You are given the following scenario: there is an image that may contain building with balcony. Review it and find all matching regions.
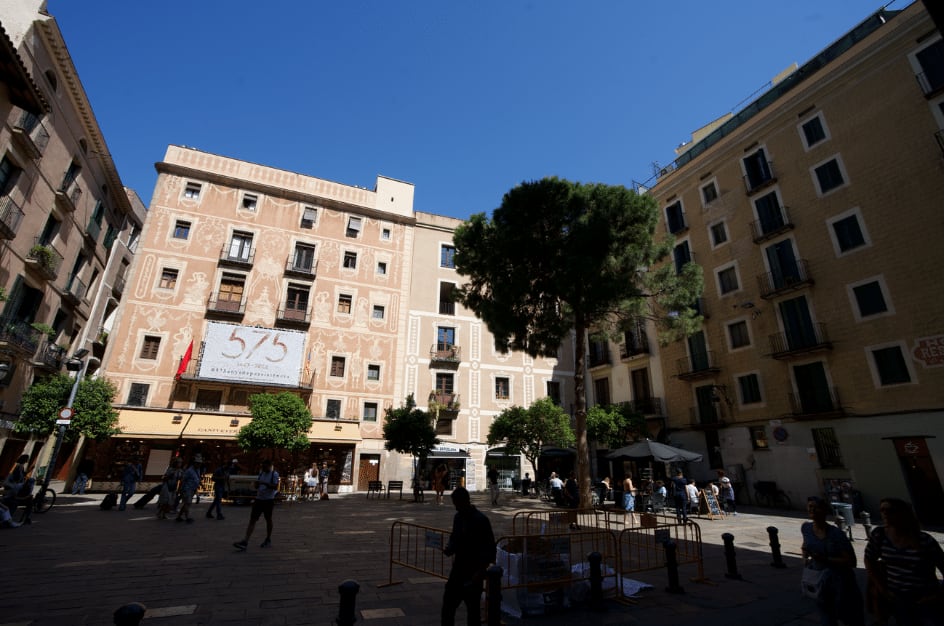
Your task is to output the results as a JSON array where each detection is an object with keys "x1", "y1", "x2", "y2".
[
  {"x1": 645, "y1": 3, "x2": 942, "y2": 524},
  {"x1": 0, "y1": 4, "x2": 146, "y2": 478}
]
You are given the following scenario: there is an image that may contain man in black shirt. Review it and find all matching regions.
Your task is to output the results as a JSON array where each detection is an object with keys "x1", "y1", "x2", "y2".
[{"x1": 442, "y1": 487, "x2": 495, "y2": 626}]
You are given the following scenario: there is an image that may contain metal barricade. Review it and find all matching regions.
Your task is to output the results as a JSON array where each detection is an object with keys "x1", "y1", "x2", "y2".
[
  {"x1": 514, "y1": 507, "x2": 652, "y2": 534},
  {"x1": 385, "y1": 521, "x2": 451, "y2": 586},
  {"x1": 615, "y1": 517, "x2": 705, "y2": 591}
]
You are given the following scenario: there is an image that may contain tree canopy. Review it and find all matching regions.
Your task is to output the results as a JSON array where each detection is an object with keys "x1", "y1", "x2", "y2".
[
  {"x1": 454, "y1": 177, "x2": 702, "y2": 506},
  {"x1": 15, "y1": 374, "x2": 120, "y2": 441},
  {"x1": 486, "y1": 397, "x2": 574, "y2": 477},
  {"x1": 237, "y1": 392, "x2": 313, "y2": 453},
  {"x1": 586, "y1": 402, "x2": 647, "y2": 450}
]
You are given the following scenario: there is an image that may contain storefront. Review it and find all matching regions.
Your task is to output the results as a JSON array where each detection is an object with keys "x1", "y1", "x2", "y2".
[{"x1": 420, "y1": 445, "x2": 471, "y2": 491}]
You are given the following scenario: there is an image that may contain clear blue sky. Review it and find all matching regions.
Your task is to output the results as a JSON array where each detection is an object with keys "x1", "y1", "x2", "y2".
[{"x1": 48, "y1": 1, "x2": 900, "y2": 220}]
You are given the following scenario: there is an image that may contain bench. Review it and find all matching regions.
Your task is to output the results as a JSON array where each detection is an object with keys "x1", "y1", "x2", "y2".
[
  {"x1": 367, "y1": 481, "x2": 385, "y2": 499},
  {"x1": 386, "y1": 480, "x2": 404, "y2": 500}
]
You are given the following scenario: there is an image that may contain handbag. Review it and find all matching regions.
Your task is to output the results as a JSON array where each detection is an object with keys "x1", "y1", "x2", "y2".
[{"x1": 801, "y1": 565, "x2": 829, "y2": 600}]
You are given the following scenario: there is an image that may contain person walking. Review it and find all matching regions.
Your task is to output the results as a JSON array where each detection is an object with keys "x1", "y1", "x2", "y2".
[
  {"x1": 2, "y1": 454, "x2": 34, "y2": 524},
  {"x1": 622, "y1": 473, "x2": 636, "y2": 521},
  {"x1": 233, "y1": 459, "x2": 280, "y2": 550},
  {"x1": 176, "y1": 460, "x2": 200, "y2": 523},
  {"x1": 318, "y1": 462, "x2": 330, "y2": 499},
  {"x1": 486, "y1": 465, "x2": 499, "y2": 506},
  {"x1": 433, "y1": 464, "x2": 449, "y2": 505},
  {"x1": 720, "y1": 476, "x2": 736, "y2": 515},
  {"x1": 800, "y1": 496, "x2": 864, "y2": 626},
  {"x1": 206, "y1": 461, "x2": 230, "y2": 519},
  {"x1": 302, "y1": 463, "x2": 318, "y2": 501},
  {"x1": 156, "y1": 461, "x2": 181, "y2": 520},
  {"x1": 441, "y1": 487, "x2": 495, "y2": 626},
  {"x1": 118, "y1": 459, "x2": 142, "y2": 511},
  {"x1": 686, "y1": 479, "x2": 700, "y2": 515},
  {"x1": 864, "y1": 497, "x2": 944, "y2": 626},
  {"x1": 670, "y1": 470, "x2": 689, "y2": 523}
]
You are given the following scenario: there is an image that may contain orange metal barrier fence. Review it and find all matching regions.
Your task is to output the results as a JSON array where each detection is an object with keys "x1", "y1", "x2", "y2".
[{"x1": 385, "y1": 520, "x2": 451, "y2": 586}]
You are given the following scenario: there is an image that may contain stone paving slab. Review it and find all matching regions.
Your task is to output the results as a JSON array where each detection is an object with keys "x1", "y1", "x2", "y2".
[{"x1": 0, "y1": 490, "x2": 940, "y2": 625}]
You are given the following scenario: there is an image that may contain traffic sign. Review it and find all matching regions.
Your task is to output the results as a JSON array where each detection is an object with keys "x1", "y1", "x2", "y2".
[{"x1": 56, "y1": 407, "x2": 74, "y2": 425}]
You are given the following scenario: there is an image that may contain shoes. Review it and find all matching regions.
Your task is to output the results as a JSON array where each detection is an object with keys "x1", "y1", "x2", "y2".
[
  {"x1": 260, "y1": 538, "x2": 272, "y2": 548},
  {"x1": 233, "y1": 540, "x2": 248, "y2": 551},
  {"x1": 206, "y1": 512, "x2": 214, "y2": 519},
  {"x1": 185, "y1": 518, "x2": 194, "y2": 524}
]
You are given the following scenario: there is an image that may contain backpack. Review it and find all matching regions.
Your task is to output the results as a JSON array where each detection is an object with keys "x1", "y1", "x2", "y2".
[{"x1": 100, "y1": 492, "x2": 118, "y2": 510}]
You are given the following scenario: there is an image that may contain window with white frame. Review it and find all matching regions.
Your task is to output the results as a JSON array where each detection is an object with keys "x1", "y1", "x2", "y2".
[
  {"x1": 372, "y1": 304, "x2": 385, "y2": 319},
  {"x1": 159, "y1": 268, "x2": 179, "y2": 289},
  {"x1": 709, "y1": 221, "x2": 728, "y2": 247},
  {"x1": 127, "y1": 383, "x2": 149, "y2": 406},
  {"x1": 326, "y1": 399, "x2": 342, "y2": 419},
  {"x1": 812, "y1": 156, "x2": 846, "y2": 195},
  {"x1": 367, "y1": 364, "x2": 381, "y2": 381},
  {"x1": 337, "y1": 293, "x2": 352, "y2": 314},
  {"x1": 343, "y1": 251, "x2": 357, "y2": 269},
  {"x1": 700, "y1": 180, "x2": 719, "y2": 206},
  {"x1": 495, "y1": 377, "x2": 510, "y2": 400},
  {"x1": 727, "y1": 320, "x2": 750, "y2": 349},
  {"x1": 827, "y1": 209, "x2": 869, "y2": 256},
  {"x1": 183, "y1": 182, "x2": 201, "y2": 200},
  {"x1": 376, "y1": 261, "x2": 387, "y2": 276},
  {"x1": 738, "y1": 373, "x2": 763, "y2": 405},
  {"x1": 867, "y1": 343, "x2": 915, "y2": 387},
  {"x1": 241, "y1": 193, "x2": 258, "y2": 211},
  {"x1": 798, "y1": 112, "x2": 828, "y2": 149},
  {"x1": 665, "y1": 200, "x2": 686, "y2": 234},
  {"x1": 363, "y1": 402, "x2": 378, "y2": 422},
  {"x1": 716, "y1": 265, "x2": 740, "y2": 295},
  {"x1": 441, "y1": 245, "x2": 456, "y2": 268},
  {"x1": 173, "y1": 220, "x2": 191, "y2": 239},
  {"x1": 300, "y1": 206, "x2": 318, "y2": 229},
  {"x1": 848, "y1": 277, "x2": 892, "y2": 320},
  {"x1": 346, "y1": 216, "x2": 362, "y2": 238},
  {"x1": 330, "y1": 356, "x2": 346, "y2": 377},
  {"x1": 139, "y1": 335, "x2": 161, "y2": 360},
  {"x1": 381, "y1": 227, "x2": 391, "y2": 240}
]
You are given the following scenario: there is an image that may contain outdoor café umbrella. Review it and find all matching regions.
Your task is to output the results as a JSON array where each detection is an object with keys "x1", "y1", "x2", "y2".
[{"x1": 606, "y1": 440, "x2": 703, "y2": 463}]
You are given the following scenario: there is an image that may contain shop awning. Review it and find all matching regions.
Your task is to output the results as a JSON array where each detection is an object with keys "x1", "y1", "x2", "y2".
[
  {"x1": 116, "y1": 409, "x2": 185, "y2": 439},
  {"x1": 181, "y1": 414, "x2": 242, "y2": 440},
  {"x1": 308, "y1": 420, "x2": 362, "y2": 443},
  {"x1": 429, "y1": 448, "x2": 470, "y2": 458}
]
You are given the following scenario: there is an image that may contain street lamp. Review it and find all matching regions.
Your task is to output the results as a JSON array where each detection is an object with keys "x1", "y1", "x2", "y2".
[{"x1": 38, "y1": 348, "x2": 89, "y2": 501}]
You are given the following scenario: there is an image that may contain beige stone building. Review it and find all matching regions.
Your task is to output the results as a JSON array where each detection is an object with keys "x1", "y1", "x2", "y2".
[
  {"x1": 0, "y1": 3, "x2": 145, "y2": 479},
  {"x1": 638, "y1": 3, "x2": 941, "y2": 522}
]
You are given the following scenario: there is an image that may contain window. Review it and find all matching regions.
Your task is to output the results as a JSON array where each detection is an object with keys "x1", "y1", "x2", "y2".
[
  {"x1": 709, "y1": 221, "x2": 728, "y2": 247},
  {"x1": 828, "y1": 211, "x2": 868, "y2": 255},
  {"x1": 701, "y1": 181, "x2": 718, "y2": 206},
  {"x1": 376, "y1": 261, "x2": 387, "y2": 276},
  {"x1": 300, "y1": 206, "x2": 318, "y2": 229},
  {"x1": 343, "y1": 251, "x2": 357, "y2": 269},
  {"x1": 183, "y1": 182, "x2": 202, "y2": 199},
  {"x1": 195, "y1": 389, "x2": 222, "y2": 410},
  {"x1": 139, "y1": 335, "x2": 161, "y2": 360},
  {"x1": 337, "y1": 294, "x2": 352, "y2": 314},
  {"x1": 728, "y1": 321, "x2": 750, "y2": 349},
  {"x1": 665, "y1": 201, "x2": 686, "y2": 234},
  {"x1": 441, "y1": 245, "x2": 456, "y2": 268},
  {"x1": 437, "y1": 326, "x2": 456, "y2": 349},
  {"x1": 593, "y1": 377, "x2": 611, "y2": 406},
  {"x1": 813, "y1": 158, "x2": 845, "y2": 194},
  {"x1": 0, "y1": 156, "x2": 22, "y2": 195},
  {"x1": 546, "y1": 380, "x2": 561, "y2": 405},
  {"x1": 330, "y1": 356, "x2": 346, "y2": 377},
  {"x1": 326, "y1": 399, "x2": 342, "y2": 419},
  {"x1": 765, "y1": 240, "x2": 803, "y2": 291},
  {"x1": 159, "y1": 268, "x2": 178, "y2": 289},
  {"x1": 738, "y1": 374, "x2": 762, "y2": 404},
  {"x1": 367, "y1": 364, "x2": 381, "y2": 381},
  {"x1": 743, "y1": 148, "x2": 774, "y2": 191},
  {"x1": 173, "y1": 220, "x2": 191, "y2": 239},
  {"x1": 913, "y1": 38, "x2": 943, "y2": 96},
  {"x1": 800, "y1": 115, "x2": 827, "y2": 148},
  {"x1": 811, "y1": 427, "x2": 844, "y2": 469},
  {"x1": 228, "y1": 231, "x2": 253, "y2": 262},
  {"x1": 241, "y1": 193, "x2": 258, "y2": 211},
  {"x1": 717, "y1": 266, "x2": 739, "y2": 295},
  {"x1": 284, "y1": 285, "x2": 310, "y2": 319},
  {"x1": 435, "y1": 418, "x2": 454, "y2": 437},
  {"x1": 363, "y1": 402, "x2": 378, "y2": 422},
  {"x1": 435, "y1": 372, "x2": 454, "y2": 394},
  {"x1": 870, "y1": 345, "x2": 913, "y2": 386},
  {"x1": 439, "y1": 282, "x2": 456, "y2": 315},
  {"x1": 851, "y1": 280, "x2": 888, "y2": 318},
  {"x1": 754, "y1": 191, "x2": 787, "y2": 236},
  {"x1": 381, "y1": 228, "x2": 391, "y2": 240},
  {"x1": 495, "y1": 377, "x2": 510, "y2": 400},
  {"x1": 372, "y1": 305, "x2": 385, "y2": 319},
  {"x1": 292, "y1": 243, "x2": 316, "y2": 272},
  {"x1": 749, "y1": 425, "x2": 769, "y2": 450},
  {"x1": 127, "y1": 383, "x2": 149, "y2": 406},
  {"x1": 673, "y1": 241, "x2": 691, "y2": 274},
  {"x1": 346, "y1": 216, "x2": 362, "y2": 238},
  {"x1": 216, "y1": 274, "x2": 245, "y2": 311}
]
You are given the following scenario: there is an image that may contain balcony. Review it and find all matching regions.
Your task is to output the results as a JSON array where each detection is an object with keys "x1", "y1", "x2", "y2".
[
  {"x1": 757, "y1": 259, "x2": 813, "y2": 299},
  {"x1": 63, "y1": 276, "x2": 88, "y2": 305},
  {"x1": 219, "y1": 244, "x2": 255, "y2": 268},
  {"x1": 750, "y1": 206, "x2": 794, "y2": 243},
  {"x1": 767, "y1": 323, "x2": 832, "y2": 359},
  {"x1": 689, "y1": 404, "x2": 725, "y2": 429},
  {"x1": 430, "y1": 343, "x2": 461, "y2": 364},
  {"x1": 285, "y1": 256, "x2": 317, "y2": 279},
  {"x1": 588, "y1": 342, "x2": 611, "y2": 368},
  {"x1": 207, "y1": 295, "x2": 245, "y2": 317},
  {"x1": 620, "y1": 327, "x2": 649, "y2": 359},
  {"x1": 275, "y1": 305, "x2": 311, "y2": 327},
  {"x1": 675, "y1": 351, "x2": 720, "y2": 381},
  {"x1": 55, "y1": 178, "x2": 82, "y2": 213},
  {"x1": 789, "y1": 386, "x2": 844, "y2": 419},
  {"x1": 33, "y1": 342, "x2": 65, "y2": 371},
  {"x1": 25, "y1": 240, "x2": 63, "y2": 281},
  {"x1": 744, "y1": 161, "x2": 777, "y2": 194},
  {"x1": 631, "y1": 397, "x2": 663, "y2": 415},
  {"x1": 429, "y1": 392, "x2": 460, "y2": 415},
  {"x1": 85, "y1": 218, "x2": 102, "y2": 245},
  {"x1": 11, "y1": 111, "x2": 50, "y2": 159},
  {"x1": 92, "y1": 328, "x2": 108, "y2": 360},
  {"x1": 0, "y1": 317, "x2": 42, "y2": 356},
  {"x1": 0, "y1": 196, "x2": 24, "y2": 239},
  {"x1": 439, "y1": 300, "x2": 455, "y2": 315}
]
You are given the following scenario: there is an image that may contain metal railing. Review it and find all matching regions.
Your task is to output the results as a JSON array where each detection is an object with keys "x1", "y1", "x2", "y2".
[
  {"x1": 757, "y1": 258, "x2": 813, "y2": 298},
  {"x1": 789, "y1": 386, "x2": 843, "y2": 417},
  {"x1": 219, "y1": 244, "x2": 255, "y2": 266},
  {"x1": 749, "y1": 206, "x2": 793, "y2": 242},
  {"x1": 675, "y1": 350, "x2": 719, "y2": 379},
  {"x1": 767, "y1": 322, "x2": 831, "y2": 358},
  {"x1": 0, "y1": 195, "x2": 24, "y2": 239},
  {"x1": 429, "y1": 343, "x2": 461, "y2": 361}
]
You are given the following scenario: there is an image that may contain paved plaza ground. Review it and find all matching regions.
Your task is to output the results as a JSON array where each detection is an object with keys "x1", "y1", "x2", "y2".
[{"x1": 1, "y1": 486, "x2": 941, "y2": 625}]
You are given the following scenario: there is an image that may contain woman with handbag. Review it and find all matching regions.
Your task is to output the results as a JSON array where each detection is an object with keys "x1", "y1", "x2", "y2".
[
  {"x1": 864, "y1": 497, "x2": 943, "y2": 626},
  {"x1": 800, "y1": 496, "x2": 864, "y2": 626}
]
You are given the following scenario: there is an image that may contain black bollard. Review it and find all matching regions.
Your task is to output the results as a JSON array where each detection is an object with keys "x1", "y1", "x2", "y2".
[
  {"x1": 767, "y1": 526, "x2": 787, "y2": 569},
  {"x1": 722, "y1": 533, "x2": 742, "y2": 580},
  {"x1": 588, "y1": 551, "x2": 604, "y2": 611},
  {"x1": 663, "y1": 540, "x2": 685, "y2": 594},
  {"x1": 113, "y1": 602, "x2": 146, "y2": 625},
  {"x1": 336, "y1": 579, "x2": 360, "y2": 626},
  {"x1": 486, "y1": 565, "x2": 503, "y2": 626}
]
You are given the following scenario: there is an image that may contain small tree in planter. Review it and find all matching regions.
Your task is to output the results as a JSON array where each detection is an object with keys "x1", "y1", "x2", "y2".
[{"x1": 29, "y1": 244, "x2": 56, "y2": 270}]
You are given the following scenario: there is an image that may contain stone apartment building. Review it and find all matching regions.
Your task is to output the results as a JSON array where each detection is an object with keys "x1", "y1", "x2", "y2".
[
  {"x1": 0, "y1": 3, "x2": 146, "y2": 479},
  {"x1": 594, "y1": 3, "x2": 943, "y2": 523}
]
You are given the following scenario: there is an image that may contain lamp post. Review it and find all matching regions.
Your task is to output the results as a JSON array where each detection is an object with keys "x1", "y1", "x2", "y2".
[{"x1": 38, "y1": 348, "x2": 89, "y2": 501}]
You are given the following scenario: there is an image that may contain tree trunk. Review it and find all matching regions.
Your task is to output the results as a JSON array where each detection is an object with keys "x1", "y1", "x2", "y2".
[{"x1": 573, "y1": 317, "x2": 592, "y2": 509}]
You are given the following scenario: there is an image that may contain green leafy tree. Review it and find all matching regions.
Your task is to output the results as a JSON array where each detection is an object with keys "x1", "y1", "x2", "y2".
[
  {"x1": 586, "y1": 402, "x2": 647, "y2": 450},
  {"x1": 383, "y1": 394, "x2": 439, "y2": 482},
  {"x1": 15, "y1": 374, "x2": 120, "y2": 441},
  {"x1": 486, "y1": 397, "x2": 574, "y2": 478},
  {"x1": 454, "y1": 177, "x2": 702, "y2": 507},
  {"x1": 237, "y1": 392, "x2": 313, "y2": 455}
]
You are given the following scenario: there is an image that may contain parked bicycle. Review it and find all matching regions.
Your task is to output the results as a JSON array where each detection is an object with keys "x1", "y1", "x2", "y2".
[{"x1": 753, "y1": 480, "x2": 792, "y2": 509}]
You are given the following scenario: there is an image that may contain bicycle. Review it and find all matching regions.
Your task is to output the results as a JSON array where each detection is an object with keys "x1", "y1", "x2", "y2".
[{"x1": 753, "y1": 481, "x2": 792, "y2": 509}]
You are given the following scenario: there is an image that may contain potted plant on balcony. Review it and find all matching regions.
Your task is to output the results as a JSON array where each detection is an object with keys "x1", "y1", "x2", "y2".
[
  {"x1": 29, "y1": 244, "x2": 55, "y2": 271},
  {"x1": 30, "y1": 322, "x2": 56, "y2": 342}
]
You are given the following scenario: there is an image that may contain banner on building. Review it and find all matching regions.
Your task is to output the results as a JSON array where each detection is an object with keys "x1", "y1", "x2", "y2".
[{"x1": 198, "y1": 322, "x2": 305, "y2": 386}]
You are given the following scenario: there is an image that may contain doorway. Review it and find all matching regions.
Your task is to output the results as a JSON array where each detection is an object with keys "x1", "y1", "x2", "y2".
[{"x1": 358, "y1": 454, "x2": 380, "y2": 491}]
